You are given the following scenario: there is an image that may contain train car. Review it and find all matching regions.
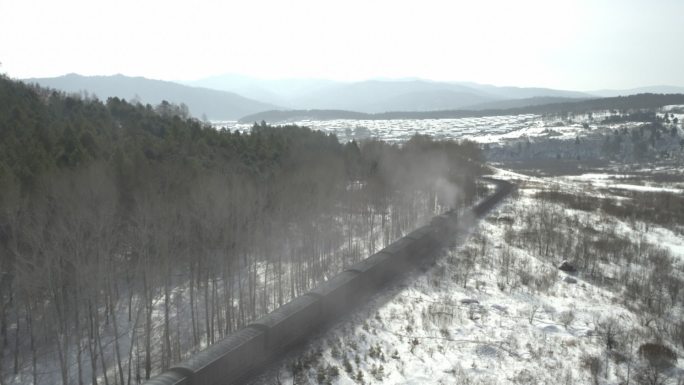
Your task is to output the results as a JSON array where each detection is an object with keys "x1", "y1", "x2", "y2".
[
  {"x1": 429, "y1": 213, "x2": 457, "y2": 245},
  {"x1": 144, "y1": 369, "x2": 190, "y2": 385},
  {"x1": 377, "y1": 236, "x2": 415, "y2": 267},
  {"x1": 345, "y1": 251, "x2": 395, "y2": 292},
  {"x1": 249, "y1": 294, "x2": 321, "y2": 355},
  {"x1": 473, "y1": 179, "x2": 513, "y2": 217},
  {"x1": 307, "y1": 270, "x2": 364, "y2": 321},
  {"x1": 402, "y1": 225, "x2": 440, "y2": 262},
  {"x1": 172, "y1": 327, "x2": 266, "y2": 385},
  {"x1": 171, "y1": 326, "x2": 267, "y2": 385}
]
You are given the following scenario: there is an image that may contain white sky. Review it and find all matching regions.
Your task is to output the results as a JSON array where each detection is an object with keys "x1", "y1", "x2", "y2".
[{"x1": 1, "y1": 0, "x2": 683, "y2": 90}]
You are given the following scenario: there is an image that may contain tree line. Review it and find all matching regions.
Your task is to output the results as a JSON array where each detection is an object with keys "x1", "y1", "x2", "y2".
[{"x1": 0, "y1": 76, "x2": 483, "y2": 385}]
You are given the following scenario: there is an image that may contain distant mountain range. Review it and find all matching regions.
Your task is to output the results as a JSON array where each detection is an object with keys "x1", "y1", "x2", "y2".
[
  {"x1": 591, "y1": 85, "x2": 684, "y2": 97},
  {"x1": 22, "y1": 73, "x2": 684, "y2": 121},
  {"x1": 184, "y1": 74, "x2": 593, "y2": 113},
  {"x1": 287, "y1": 80, "x2": 497, "y2": 112},
  {"x1": 23, "y1": 74, "x2": 276, "y2": 120},
  {"x1": 239, "y1": 93, "x2": 684, "y2": 123},
  {"x1": 184, "y1": 74, "x2": 337, "y2": 107}
]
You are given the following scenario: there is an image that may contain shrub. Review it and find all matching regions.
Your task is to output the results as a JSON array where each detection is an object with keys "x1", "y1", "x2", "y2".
[
  {"x1": 581, "y1": 354, "x2": 602, "y2": 385},
  {"x1": 356, "y1": 370, "x2": 364, "y2": 384},
  {"x1": 343, "y1": 357, "x2": 353, "y2": 374},
  {"x1": 518, "y1": 269, "x2": 534, "y2": 286},
  {"x1": 638, "y1": 343, "x2": 677, "y2": 369},
  {"x1": 558, "y1": 310, "x2": 575, "y2": 328},
  {"x1": 327, "y1": 365, "x2": 340, "y2": 378}
]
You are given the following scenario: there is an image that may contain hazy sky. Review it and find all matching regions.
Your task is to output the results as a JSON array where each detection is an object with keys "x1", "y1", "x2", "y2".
[{"x1": 1, "y1": 0, "x2": 683, "y2": 90}]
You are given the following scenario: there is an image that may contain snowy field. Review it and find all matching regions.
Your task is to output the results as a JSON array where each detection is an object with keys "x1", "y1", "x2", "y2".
[
  {"x1": 213, "y1": 115, "x2": 576, "y2": 144},
  {"x1": 215, "y1": 105, "x2": 684, "y2": 146},
  {"x1": 249, "y1": 171, "x2": 684, "y2": 385},
  {"x1": 561, "y1": 173, "x2": 684, "y2": 194}
]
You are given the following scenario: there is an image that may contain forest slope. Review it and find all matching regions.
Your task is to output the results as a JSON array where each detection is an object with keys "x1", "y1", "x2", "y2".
[{"x1": 0, "y1": 76, "x2": 484, "y2": 385}]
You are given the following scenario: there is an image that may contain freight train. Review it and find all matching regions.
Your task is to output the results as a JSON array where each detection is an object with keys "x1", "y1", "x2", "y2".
[{"x1": 144, "y1": 178, "x2": 514, "y2": 385}]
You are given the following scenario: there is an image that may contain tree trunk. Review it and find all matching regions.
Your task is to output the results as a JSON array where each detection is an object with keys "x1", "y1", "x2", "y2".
[
  {"x1": 143, "y1": 273, "x2": 152, "y2": 380},
  {"x1": 163, "y1": 277, "x2": 172, "y2": 369},
  {"x1": 74, "y1": 295, "x2": 84, "y2": 385},
  {"x1": 109, "y1": 287, "x2": 124, "y2": 385},
  {"x1": 190, "y1": 261, "x2": 198, "y2": 348},
  {"x1": 13, "y1": 309, "x2": 19, "y2": 376},
  {"x1": 95, "y1": 298, "x2": 109, "y2": 385},
  {"x1": 87, "y1": 301, "x2": 98, "y2": 385},
  {"x1": 204, "y1": 270, "x2": 211, "y2": 345},
  {"x1": 126, "y1": 303, "x2": 142, "y2": 385},
  {"x1": 27, "y1": 303, "x2": 37, "y2": 385}
]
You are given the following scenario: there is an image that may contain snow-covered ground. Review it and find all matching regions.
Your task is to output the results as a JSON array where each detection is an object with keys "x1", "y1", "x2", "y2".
[
  {"x1": 214, "y1": 107, "x2": 683, "y2": 147},
  {"x1": 250, "y1": 173, "x2": 684, "y2": 385},
  {"x1": 562, "y1": 174, "x2": 684, "y2": 194},
  {"x1": 212, "y1": 115, "x2": 588, "y2": 144}
]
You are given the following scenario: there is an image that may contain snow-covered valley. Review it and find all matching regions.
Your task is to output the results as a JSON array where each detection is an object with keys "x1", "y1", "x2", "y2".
[{"x1": 250, "y1": 170, "x2": 684, "y2": 385}]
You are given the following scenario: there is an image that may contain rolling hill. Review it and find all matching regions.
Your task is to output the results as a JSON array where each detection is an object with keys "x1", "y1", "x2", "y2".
[
  {"x1": 238, "y1": 93, "x2": 684, "y2": 123},
  {"x1": 591, "y1": 85, "x2": 684, "y2": 97},
  {"x1": 187, "y1": 76, "x2": 593, "y2": 113},
  {"x1": 23, "y1": 73, "x2": 277, "y2": 120}
]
